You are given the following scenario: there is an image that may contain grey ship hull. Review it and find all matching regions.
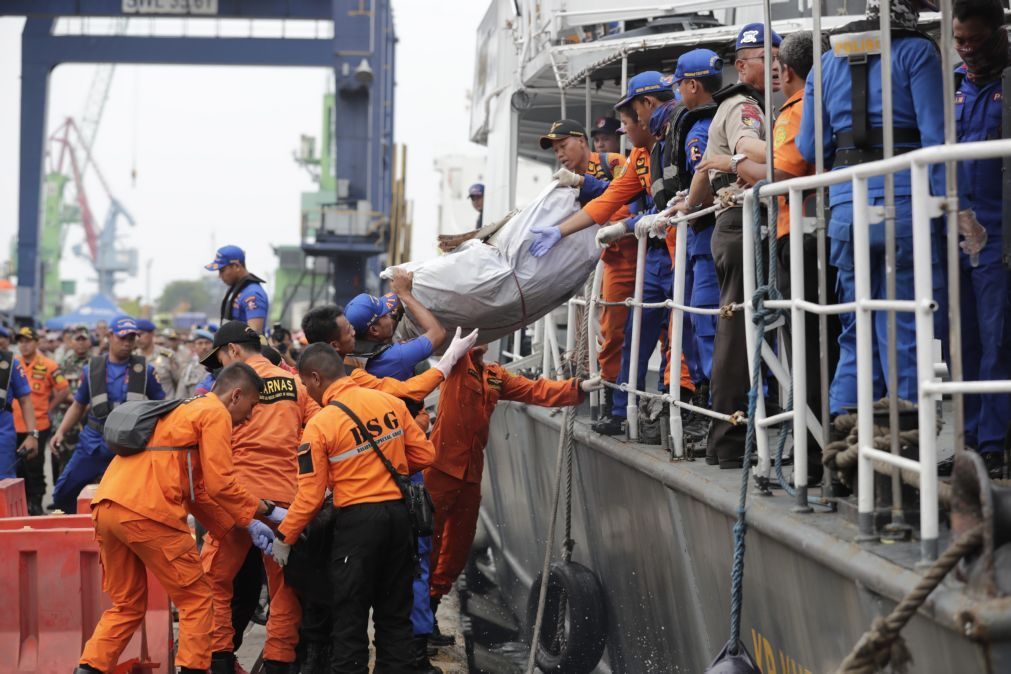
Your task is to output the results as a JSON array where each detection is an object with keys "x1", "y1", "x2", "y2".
[{"x1": 476, "y1": 400, "x2": 1011, "y2": 673}]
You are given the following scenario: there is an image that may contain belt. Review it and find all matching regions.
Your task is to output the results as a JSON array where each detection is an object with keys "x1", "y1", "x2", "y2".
[
  {"x1": 86, "y1": 418, "x2": 105, "y2": 433},
  {"x1": 833, "y1": 128, "x2": 921, "y2": 168},
  {"x1": 711, "y1": 172, "x2": 737, "y2": 193}
]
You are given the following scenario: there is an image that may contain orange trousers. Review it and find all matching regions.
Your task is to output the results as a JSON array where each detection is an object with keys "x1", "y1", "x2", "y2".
[
  {"x1": 426, "y1": 467, "x2": 482, "y2": 600},
  {"x1": 201, "y1": 525, "x2": 301, "y2": 662},
  {"x1": 662, "y1": 314, "x2": 695, "y2": 391},
  {"x1": 599, "y1": 254, "x2": 636, "y2": 382},
  {"x1": 81, "y1": 501, "x2": 214, "y2": 670}
]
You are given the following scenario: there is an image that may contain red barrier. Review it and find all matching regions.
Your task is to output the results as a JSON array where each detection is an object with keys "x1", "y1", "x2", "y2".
[
  {"x1": 0, "y1": 519, "x2": 174, "y2": 673},
  {"x1": 77, "y1": 484, "x2": 100, "y2": 514},
  {"x1": 0, "y1": 478, "x2": 28, "y2": 518}
]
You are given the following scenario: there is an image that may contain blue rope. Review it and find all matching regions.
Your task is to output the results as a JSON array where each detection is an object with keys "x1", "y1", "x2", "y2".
[{"x1": 728, "y1": 182, "x2": 795, "y2": 650}]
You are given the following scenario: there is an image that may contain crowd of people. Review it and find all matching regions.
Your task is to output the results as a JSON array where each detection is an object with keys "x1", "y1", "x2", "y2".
[
  {"x1": 527, "y1": 0, "x2": 1009, "y2": 481},
  {"x1": 0, "y1": 0, "x2": 1007, "y2": 671}
]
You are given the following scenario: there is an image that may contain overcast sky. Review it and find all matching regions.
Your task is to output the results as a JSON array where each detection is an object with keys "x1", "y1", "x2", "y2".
[{"x1": 0, "y1": 2, "x2": 489, "y2": 308}]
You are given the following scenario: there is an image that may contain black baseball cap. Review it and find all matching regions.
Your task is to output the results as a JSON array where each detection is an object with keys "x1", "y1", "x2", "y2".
[
  {"x1": 590, "y1": 116, "x2": 622, "y2": 137},
  {"x1": 200, "y1": 321, "x2": 262, "y2": 369},
  {"x1": 539, "y1": 119, "x2": 588, "y2": 150}
]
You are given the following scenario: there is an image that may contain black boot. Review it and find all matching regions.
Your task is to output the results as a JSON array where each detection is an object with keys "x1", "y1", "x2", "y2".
[
  {"x1": 210, "y1": 652, "x2": 235, "y2": 674},
  {"x1": 179, "y1": 669, "x2": 207, "y2": 674},
  {"x1": 300, "y1": 642, "x2": 330, "y2": 674},
  {"x1": 411, "y1": 636, "x2": 443, "y2": 673},
  {"x1": 27, "y1": 496, "x2": 43, "y2": 516},
  {"x1": 428, "y1": 596, "x2": 454, "y2": 647},
  {"x1": 262, "y1": 661, "x2": 291, "y2": 674},
  {"x1": 592, "y1": 387, "x2": 624, "y2": 436},
  {"x1": 73, "y1": 666, "x2": 102, "y2": 674}
]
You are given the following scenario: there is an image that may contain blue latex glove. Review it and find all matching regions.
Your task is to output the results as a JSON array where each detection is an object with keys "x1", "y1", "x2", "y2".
[
  {"x1": 266, "y1": 505, "x2": 288, "y2": 525},
  {"x1": 529, "y1": 226, "x2": 561, "y2": 257},
  {"x1": 247, "y1": 520, "x2": 275, "y2": 555}
]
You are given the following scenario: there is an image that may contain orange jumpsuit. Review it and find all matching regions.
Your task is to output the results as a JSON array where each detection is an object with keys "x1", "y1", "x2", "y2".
[
  {"x1": 13, "y1": 352, "x2": 67, "y2": 432},
  {"x1": 426, "y1": 352, "x2": 583, "y2": 598},
  {"x1": 583, "y1": 147, "x2": 694, "y2": 392},
  {"x1": 585, "y1": 151, "x2": 638, "y2": 383},
  {"x1": 200, "y1": 354, "x2": 316, "y2": 662},
  {"x1": 80, "y1": 393, "x2": 261, "y2": 671},
  {"x1": 350, "y1": 365, "x2": 443, "y2": 401}
]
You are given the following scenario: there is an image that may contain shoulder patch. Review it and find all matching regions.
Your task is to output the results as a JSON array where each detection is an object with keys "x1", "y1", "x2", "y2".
[
  {"x1": 297, "y1": 442, "x2": 314, "y2": 474},
  {"x1": 260, "y1": 375, "x2": 298, "y2": 404}
]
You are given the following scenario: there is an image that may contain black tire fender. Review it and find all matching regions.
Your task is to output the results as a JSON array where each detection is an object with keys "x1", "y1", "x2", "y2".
[{"x1": 526, "y1": 560, "x2": 608, "y2": 673}]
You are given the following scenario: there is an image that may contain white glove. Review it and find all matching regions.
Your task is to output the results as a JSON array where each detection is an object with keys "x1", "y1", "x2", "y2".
[
  {"x1": 580, "y1": 376, "x2": 604, "y2": 393},
  {"x1": 552, "y1": 168, "x2": 583, "y2": 188},
  {"x1": 434, "y1": 327, "x2": 480, "y2": 378},
  {"x1": 957, "y1": 209, "x2": 988, "y2": 265},
  {"x1": 265, "y1": 505, "x2": 288, "y2": 525},
  {"x1": 634, "y1": 213, "x2": 666, "y2": 239},
  {"x1": 595, "y1": 222, "x2": 627, "y2": 249},
  {"x1": 272, "y1": 539, "x2": 291, "y2": 567}
]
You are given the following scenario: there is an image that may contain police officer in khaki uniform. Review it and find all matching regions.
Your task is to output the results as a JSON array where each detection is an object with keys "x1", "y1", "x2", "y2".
[
  {"x1": 676, "y1": 22, "x2": 780, "y2": 468},
  {"x1": 136, "y1": 319, "x2": 179, "y2": 398}
]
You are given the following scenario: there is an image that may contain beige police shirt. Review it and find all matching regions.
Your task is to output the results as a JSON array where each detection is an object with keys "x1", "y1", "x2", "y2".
[{"x1": 703, "y1": 90, "x2": 767, "y2": 209}]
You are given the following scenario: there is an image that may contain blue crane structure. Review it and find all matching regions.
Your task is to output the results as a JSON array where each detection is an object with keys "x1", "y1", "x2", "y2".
[{"x1": 2, "y1": 0, "x2": 397, "y2": 320}]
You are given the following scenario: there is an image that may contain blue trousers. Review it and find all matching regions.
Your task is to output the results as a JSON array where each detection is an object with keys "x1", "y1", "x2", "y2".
[
  {"x1": 0, "y1": 423, "x2": 16, "y2": 479},
  {"x1": 410, "y1": 472, "x2": 434, "y2": 636},
  {"x1": 686, "y1": 251, "x2": 719, "y2": 383},
  {"x1": 961, "y1": 254, "x2": 1011, "y2": 453},
  {"x1": 613, "y1": 247, "x2": 674, "y2": 418},
  {"x1": 828, "y1": 199, "x2": 945, "y2": 416},
  {"x1": 51, "y1": 426, "x2": 112, "y2": 514}
]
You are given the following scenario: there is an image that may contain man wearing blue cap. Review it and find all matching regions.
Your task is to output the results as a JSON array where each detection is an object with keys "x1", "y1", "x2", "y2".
[
  {"x1": 468, "y1": 183, "x2": 485, "y2": 229},
  {"x1": 206, "y1": 245, "x2": 269, "y2": 334},
  {"x1": 177, "y1": 329, "x2": 215, "y2": 399},
  {"x1": 797, "y1": 0, "x2": 952, "y2": 441},
  {"x1": 136, "y1": 318, "x2": 179, "y2": 397},
  {"x1": 50, "y1": 316, "x2": 166, "y2": 513},
  {"x1": 672, "y1": 23, "x2": 780, "y2": 468}
]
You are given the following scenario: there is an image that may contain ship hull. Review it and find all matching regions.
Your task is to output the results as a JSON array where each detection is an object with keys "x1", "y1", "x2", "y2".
[{"x1": 476, "y1": 401, "x2": 1010, "y2": 673}]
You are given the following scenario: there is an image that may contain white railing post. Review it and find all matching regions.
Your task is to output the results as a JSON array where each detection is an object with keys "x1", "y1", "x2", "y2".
[
  {"x1": 789, "y1": 188, "x2": 811, "y2": 512},
  {"x1": 669, "y1": 218, "x2": 689, "y2": 459},
  {"x1": 854, "y1": 176, "x2": 877, "y2": 540},
  {"x1": 626, "y1": 236, "x2": 648, "y2": 441},
  {"x1": 565, "y1": 298, "x2": 577, "y2": 364},
  {"x1": 742, "y1": 193, "x2": 770, "y2": 475},
  {"x1": 911, "y1": 161, "x2": 939, "y2": 562},
  {"x1": 588, "y1": 260, "x2": 604, "y2": 418}
]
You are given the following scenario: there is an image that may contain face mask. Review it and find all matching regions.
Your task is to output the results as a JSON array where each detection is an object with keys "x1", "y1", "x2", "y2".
[
  {"x1": 648, "y1": 99, "x2": 678, "y2": 137},
  {"x1": 959, "y1": 26, "x2": 1009, "y2": 83},
  {"x1": 865, "y1": 0, "x2": 919, "y2": 32}
]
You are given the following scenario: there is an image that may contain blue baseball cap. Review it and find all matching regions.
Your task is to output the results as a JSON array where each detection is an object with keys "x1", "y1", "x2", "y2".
[
  {"x1": 345, "y1": 292, "x2": 400, "y2": 335},
  {"x1": 0, "y1": 326, "x2": 10, "y2": 338},
  {"x1": 204, "y1": 245, "x2": 246, "y2": 272},
  {"x1": 736, "y1": 23, "x2": 782, "y2": 51},
  {"x1": 468, "y1": 183, "x2": 485, "y2": 198},
  {"x1": 614, "y1": 71, "x2": 675, "y2": 109},
  {"x1": 110, "y1": 316, "x2": 140, "y2": 337},
  {"x1": 136, "y1": 318, "x2": 157, "y2": 332},
  {"x1": 192, "y1": 329, "x2": 214, "y2": 342},
  {"x1": 674, "y1": 49, "x2": 724, "y2": 82}
]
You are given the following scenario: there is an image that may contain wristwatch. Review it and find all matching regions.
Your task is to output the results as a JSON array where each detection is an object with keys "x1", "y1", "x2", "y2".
[
  {"x1": 30, "y1": 430, "x2": 39, "y2": 440},
  {"x1": 729, "y1": 153, "x2": 747, "y2": 174},
  {"x1": 261, "y1": 500, "x2": 276, "y2": 517}
]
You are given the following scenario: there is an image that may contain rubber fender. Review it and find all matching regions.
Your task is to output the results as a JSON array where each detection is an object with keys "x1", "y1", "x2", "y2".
[
  {"x1": 0, "y1": 477, "x2": 28, "y2": 518},
  {"x1": 526, "y1": 560, "x2": 608, "y2": 674},
  {"x1": 704, "y1": 639, "x2": 762, "y2": 673}
]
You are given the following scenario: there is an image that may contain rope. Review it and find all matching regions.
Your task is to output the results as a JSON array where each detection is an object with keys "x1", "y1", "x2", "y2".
[
  {"x1": 822, "y1": 399, "x2": 953, "y2": 503},
  {"x1": 835, "y1": 524, "x2": 983, "y2": 674},
  {"x1": 526, "y1": 281, "x2": 590, "y2": 674}
]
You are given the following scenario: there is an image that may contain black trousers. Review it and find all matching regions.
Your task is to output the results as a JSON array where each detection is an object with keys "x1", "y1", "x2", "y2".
[
  {"x1": 777, "y1": 232, "x2": 840, "y2": 459},
  {"x1": 16, "y1": 429, "x2": 50, "y2": 503},
  {"x1": 708, "y1": 208, "x2": 750, "y2": 465},
  {"x1": 230, "y1": 544, "x2": 265, "y2": 651},
  {"x1": 329, "y1": 500, "x2": 415, "y2": 673}
]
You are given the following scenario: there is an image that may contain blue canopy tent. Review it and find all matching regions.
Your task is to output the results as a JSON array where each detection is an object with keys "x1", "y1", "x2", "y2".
[{"x1": 44, "y1": 294, "x2": 124, "y2": 330}]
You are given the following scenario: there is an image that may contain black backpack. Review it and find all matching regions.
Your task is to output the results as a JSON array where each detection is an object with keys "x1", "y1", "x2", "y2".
[{"x1": 103, "y1": 398, "x2": 190, "y2": 456}]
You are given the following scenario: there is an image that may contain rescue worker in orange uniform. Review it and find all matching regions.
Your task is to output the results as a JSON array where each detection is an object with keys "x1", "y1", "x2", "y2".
[
  {"x1": 12, "y1": 326, "x2": 69, "y2": 514},
  {"x1": 530, "y1": 119, "x2": 635, "y2": 414},
  {"x1": 426, "y1": 345, "x2": 601, "y2": 629},
  {"x1": 74, "y1": 362, "x2": 277, "y2": 674},
  {"x1": 271, "y1": 343, "x2": 437, "y2": 674},
  {"x1": 197, "y1": 322, "x2": 317, "y2": 674}
]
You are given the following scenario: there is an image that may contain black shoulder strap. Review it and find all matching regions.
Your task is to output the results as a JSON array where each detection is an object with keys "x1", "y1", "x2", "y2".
[
  {"x1": 0, "y1": 350, "x2": 13, "y2": 409},
  {"x1": 126, "y1": 354, "x2": 148, "y2": 402},
  {"x1": 89, "y1": 355, "x2": 110, "y2": 418},
  {"x1": 329, "y1": 400, "x2": 410, "y2": 497},
  {"x1": 598, "y1": 153, "x2": 613, "y2": 181}
]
